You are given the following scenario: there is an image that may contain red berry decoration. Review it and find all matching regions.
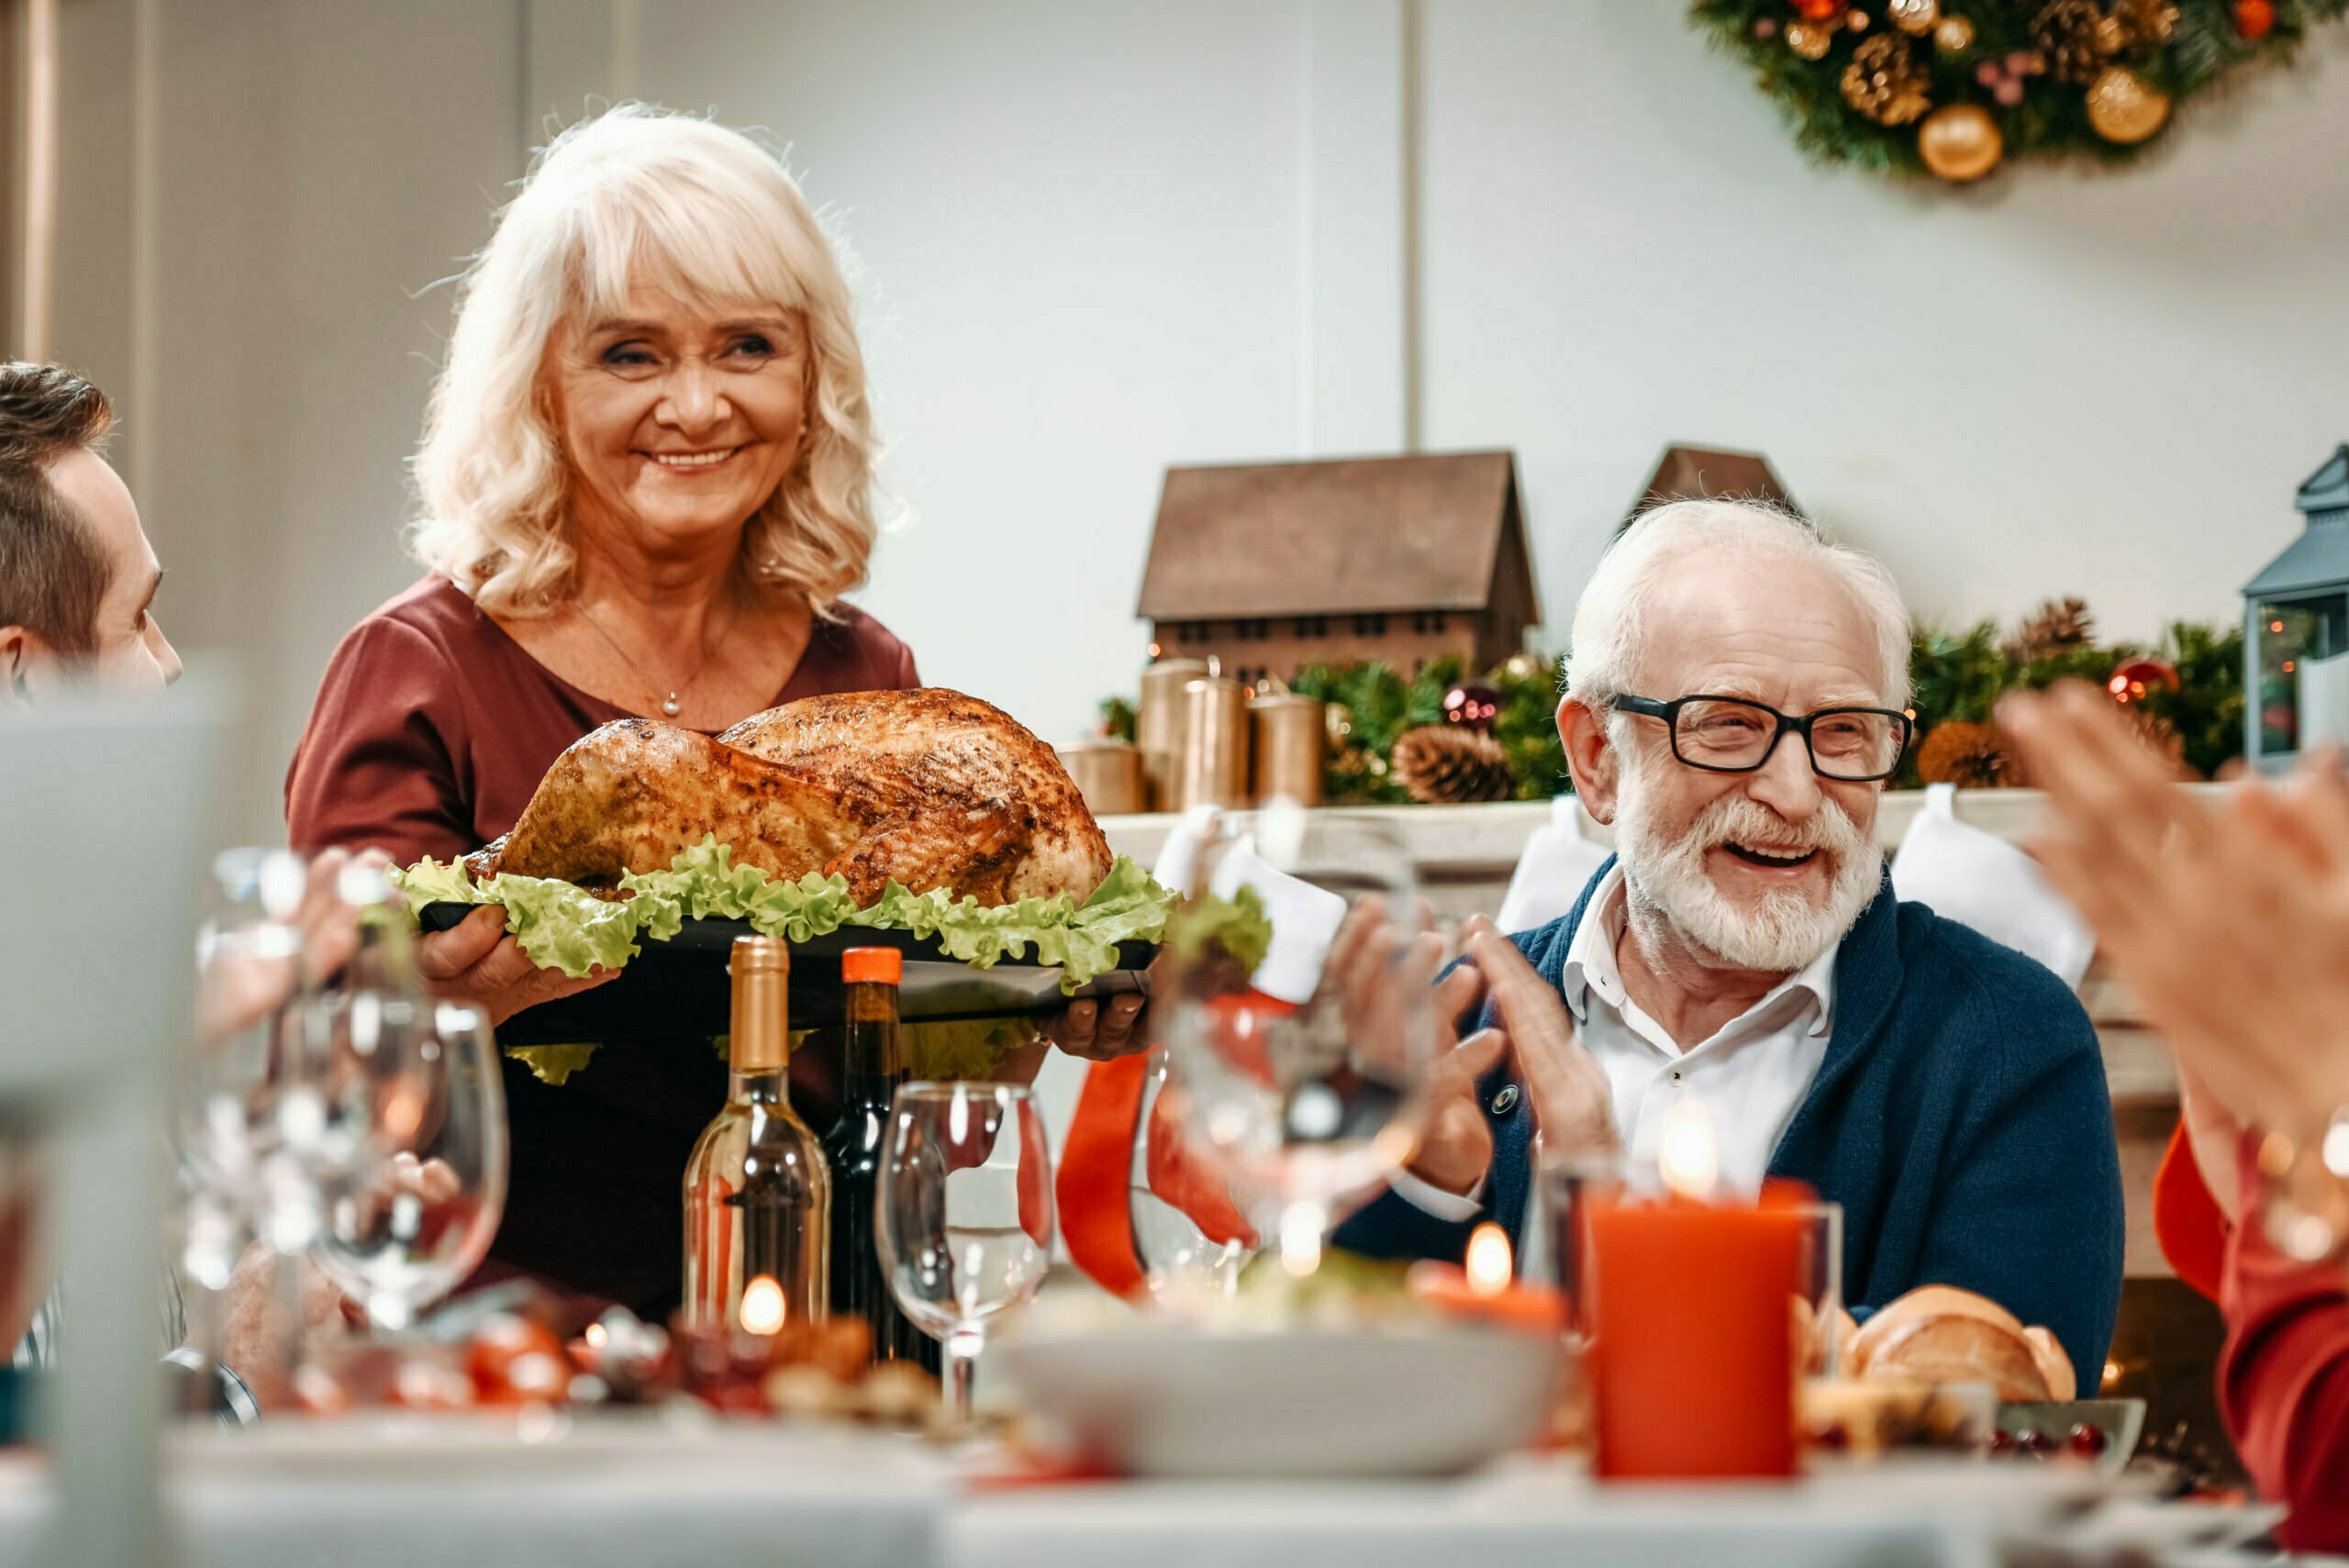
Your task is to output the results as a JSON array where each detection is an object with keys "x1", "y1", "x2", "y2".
[
  {"x1": 1989, "y1": 1429, "x2": 2017, "y2": 1456},
  {"x1": 2017, "y1": 1428, "x2": 2055, "y2": 1458},
  {"x1": 2068, "y1": 1422, "x2": 2109, "y2": 1459},
  {"x1": 2106, "y1": 657, "x2": 2181, "y2": 706},
  {"x1": 2236, "y1": 0, "x2": 2276, "y2": 40},
  {"x1": 1442, "y1": 681, "x2": 1503, "y2": 732}
]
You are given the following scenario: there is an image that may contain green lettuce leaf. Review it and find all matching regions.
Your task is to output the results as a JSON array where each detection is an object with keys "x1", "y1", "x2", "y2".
[
  {"x1": 400, "y1": 839, "x2": 1189, "y2": 992},
  {"x1": 505, "y1": 1043, "x2": 598, "y2": 1086},
  {"x1": 1166, "y1": 883, "x2": 1273, "y2": 974}
]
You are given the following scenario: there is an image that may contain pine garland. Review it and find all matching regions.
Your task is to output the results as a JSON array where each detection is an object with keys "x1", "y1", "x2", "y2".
[{"x1": 1688, "y1": 0, "x2": 2346, "y2": 179}]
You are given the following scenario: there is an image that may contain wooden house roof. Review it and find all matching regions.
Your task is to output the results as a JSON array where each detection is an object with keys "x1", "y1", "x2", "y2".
[
  {"x1": 1137, "y1": 450, "x2": 1530, "y2": 620},
  {"x1": 1631, "y1": 444, "x2": 1794, "y2": 518}
]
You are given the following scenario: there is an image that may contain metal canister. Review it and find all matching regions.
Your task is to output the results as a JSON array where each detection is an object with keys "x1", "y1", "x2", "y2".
[
  {"x1": 1174, "y1": 675, "x2": 1251, "y2": 812},
  {"x1": 1250, "y1": 687, "x2": 1325, "y2": 807},
  {"x1": 1137, "y1": 657, "x2": 1208, "y2": 812},
  {"x1": 1056, "y1": 739, "x2": 1145, "y2": 817}
]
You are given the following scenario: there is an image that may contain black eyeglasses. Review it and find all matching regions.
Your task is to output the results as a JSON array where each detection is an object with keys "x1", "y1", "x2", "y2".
[{"x1": 1614, "y1": 695, "x2": 1911, "y2": 783}]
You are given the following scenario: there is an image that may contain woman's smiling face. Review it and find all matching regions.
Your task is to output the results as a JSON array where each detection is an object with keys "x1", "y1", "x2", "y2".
[{"x1": 549, "y1": 276, "x2": 809, "y2": 560}]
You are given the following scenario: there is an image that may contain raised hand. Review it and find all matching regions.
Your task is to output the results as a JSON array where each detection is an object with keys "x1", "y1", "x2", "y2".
[{"x1": 1458, "y1": 915, "x2": 1620, "y2": 1166}]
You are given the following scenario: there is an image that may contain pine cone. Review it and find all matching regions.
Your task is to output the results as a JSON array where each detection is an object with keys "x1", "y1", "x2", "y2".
[
  {"x1": 1391, "y1": 724, "x2": 1516, "y2": 805},
  {"x1": 1841, "y1": 34, "x2": 1933, "y2": 125},
  {"x1": 1916, "y1": 720, "x2": 2027, "y2": 788},
  {"x1": 2009, "y1": 596, "x2": 2096, "y2": 662},
  {"x1": 2032, "y1": 0, "x2": 2115, "y2": 83}
]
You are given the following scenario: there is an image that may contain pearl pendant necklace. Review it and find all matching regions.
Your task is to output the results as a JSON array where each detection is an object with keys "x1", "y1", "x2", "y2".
[{"x1": 570, "y1": 599, "x2": 732, "y2": 724}]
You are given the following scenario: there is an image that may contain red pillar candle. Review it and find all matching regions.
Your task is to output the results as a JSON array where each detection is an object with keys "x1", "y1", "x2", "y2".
[{"x1": 1586, "y1": 1181, "x2": 1811, "y2": 1480}]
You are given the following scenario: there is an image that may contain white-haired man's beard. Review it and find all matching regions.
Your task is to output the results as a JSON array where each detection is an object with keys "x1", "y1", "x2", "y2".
[{"x1": 1611, "y1": 758, "x2": 1883, "y2": 973}]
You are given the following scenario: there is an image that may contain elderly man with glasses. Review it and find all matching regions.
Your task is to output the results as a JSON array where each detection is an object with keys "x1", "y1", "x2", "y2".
[{"x1": 1337, "y1": 499, "x2": 2124, "y2": 1394}]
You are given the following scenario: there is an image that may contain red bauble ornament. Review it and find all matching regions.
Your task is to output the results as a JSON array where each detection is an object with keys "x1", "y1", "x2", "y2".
[
  {"x1": 2106, "y1": 657, "x2": 2182, "y2": 706},
  {"x1": 2235, "y1": 0, "x2": 2276, "y2": 40},
  {"x1": 1792, "y1": 0, "x2": 1849, "y2": 17},
  {"x1": 1442, "y1": 681, "x2": 1502, "y2": 732}
]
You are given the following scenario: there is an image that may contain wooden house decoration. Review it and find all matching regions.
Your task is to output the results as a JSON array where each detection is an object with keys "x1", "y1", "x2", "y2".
[
  {"x1": 1628, "y1": 444, "x2": 1795, "y2": 525},
  {"x1": 1136, "y1": 450, "x2": 1538, "y2": 687}
]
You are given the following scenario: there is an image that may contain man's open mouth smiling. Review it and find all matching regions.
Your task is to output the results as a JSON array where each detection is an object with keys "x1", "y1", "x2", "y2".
[{"x1": 1721, "y1": 841, "x2": 1820, "y2": 869}]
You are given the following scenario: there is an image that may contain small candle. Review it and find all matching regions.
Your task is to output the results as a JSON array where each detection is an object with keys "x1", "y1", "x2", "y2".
[
  {"x1": 1586, "y1": 1106, "x2": 1809, "y2": 1480},
  {"x1": 1407, "y1": 1224, "x2": 1569, "y2": 1334},
  {"x1": 740, "y1": 1274, "x2": 787, "y2": 1337}
]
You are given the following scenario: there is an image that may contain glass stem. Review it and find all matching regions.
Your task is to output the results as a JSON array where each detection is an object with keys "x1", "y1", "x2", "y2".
[{"x1": 943, "y1": 1329, "x2": 983, "y2": 1427}]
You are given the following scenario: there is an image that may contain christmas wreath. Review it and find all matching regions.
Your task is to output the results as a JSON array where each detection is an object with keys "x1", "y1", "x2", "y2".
[{"x1": 1688, "y1": 0, "x2": 2346, "y2": 182}]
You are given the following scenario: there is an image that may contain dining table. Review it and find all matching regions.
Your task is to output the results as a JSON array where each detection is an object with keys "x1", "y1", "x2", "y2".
[{"x1": 0, "y1": 1411, "x2": 2294, "y2": 1568}]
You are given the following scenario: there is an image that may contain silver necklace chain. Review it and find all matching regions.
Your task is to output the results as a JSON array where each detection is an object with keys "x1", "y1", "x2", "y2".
[{"x1": 571, "y1": 598, "x2": 734, "y2": 718}]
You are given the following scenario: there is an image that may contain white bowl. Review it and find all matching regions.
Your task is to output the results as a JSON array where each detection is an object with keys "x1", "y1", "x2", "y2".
[{"x1": 996, "y1": 1325, "x2": 1561, "y2": 1478}]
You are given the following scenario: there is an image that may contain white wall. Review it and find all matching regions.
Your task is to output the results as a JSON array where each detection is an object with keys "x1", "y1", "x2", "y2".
[
  {"x1": 1422, "y1": 1, "x2": 2349, "y2": 656},
  {"x1": 43, "y1": 0, "x2": 2349, "y2": 837}
]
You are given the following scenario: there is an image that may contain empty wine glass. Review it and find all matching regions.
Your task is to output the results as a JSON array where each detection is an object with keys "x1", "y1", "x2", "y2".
[
  {"x1": 176, "y1": 847, "x2": 312, "y2": 1288},
  {"x1": 1128, "y1": 1046, "x2": 1255, "y2": 1313},
  {"x1": 307, "y1": 962, "x2": 505, "y2": 1333},
  {"x1": 1155, "y1": 807, "x2": 1439, "y2": 1274},
  {"x1": 875, "y1": 1083, "x2": 1052, "y2": 1426}
]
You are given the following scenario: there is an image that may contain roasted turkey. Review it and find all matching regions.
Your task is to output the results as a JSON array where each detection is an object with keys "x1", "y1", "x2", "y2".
[{"x1": 472, "y1": 688, "x2": 1113, "y2": 906}]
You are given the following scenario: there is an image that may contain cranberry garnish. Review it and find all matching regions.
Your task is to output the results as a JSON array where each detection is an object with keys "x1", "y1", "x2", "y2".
[
  {"x1": 1988, "y1": 1429, "x2": 2017, "y2": 1456},
  {"x1": 2017, "y1": 1429, "x2": 2055, "y2": 1458},
  {"x1": 2068, "y1": 1422, "x2": 2109, "y2": 1459}
]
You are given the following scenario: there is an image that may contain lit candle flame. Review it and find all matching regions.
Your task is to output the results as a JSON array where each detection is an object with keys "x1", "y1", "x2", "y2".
[
  {"x1": 1465, "y1": 1223, "x2": 1511, "y2": 1298},
  {"x1": 740, "y1": 1274, "x2": 786, "y2": 1335},
  {"x1": 1279, "y1": 1200, "x2": 1325, "y2": 1277},
  {"x1": 1657, "y1": 1099, "x2": 1720, "y2": 1201}
]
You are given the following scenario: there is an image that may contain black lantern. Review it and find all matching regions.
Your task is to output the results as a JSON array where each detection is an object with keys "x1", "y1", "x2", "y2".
[{"x1": 2243, "y1": 446, "x2": 2349, "y2": 770}]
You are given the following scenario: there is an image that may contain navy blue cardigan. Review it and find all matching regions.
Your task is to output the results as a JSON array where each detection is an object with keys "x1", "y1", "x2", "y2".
[{"x1": 1334, "y1": 860, "x2": 2126, "y2": 1389}]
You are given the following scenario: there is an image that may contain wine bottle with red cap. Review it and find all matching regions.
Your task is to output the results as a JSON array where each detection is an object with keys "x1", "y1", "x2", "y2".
[{"x1": 821, "y1": 947, "x2": 930, "y2": 1366}]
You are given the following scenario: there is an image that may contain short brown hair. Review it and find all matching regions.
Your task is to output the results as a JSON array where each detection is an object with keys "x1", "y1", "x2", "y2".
[{"x1": 0, "y1": 361, "x2": 115, "y2": 654}]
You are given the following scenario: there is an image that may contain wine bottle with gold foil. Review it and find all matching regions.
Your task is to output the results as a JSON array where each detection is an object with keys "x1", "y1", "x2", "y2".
[
  {"x1": 820, "y1": 947, "x2": 930, "y2": 1366},
  {"x1": 683, "y1": 936, "x2": 830, "y2": 1332}
]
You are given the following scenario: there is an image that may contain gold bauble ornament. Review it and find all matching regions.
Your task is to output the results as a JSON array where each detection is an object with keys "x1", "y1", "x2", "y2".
[
  {"x1": 1787, "y1": 19, "x2": 1835, "y2": 58},
  {"x1": 1846, "y1": 7, "x2": 1871, "y2": 28},
  {"x1": 1888, "y1": 0, "x2": 1940, "y2": 34},
  {"x1": 1918, "y1": 103, "x2": 2004, "y2": 181},
  {"x1": 1934, "y1": 14, "x2": 1976, "y2": 50},
  {"x1": 2086, "y1": 64, "x2": 2171, "y2": 143}
]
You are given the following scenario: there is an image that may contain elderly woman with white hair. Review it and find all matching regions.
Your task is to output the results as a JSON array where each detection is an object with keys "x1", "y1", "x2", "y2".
[{"x1": 285, "y1": 107, "x2": 1140, "y2": 1311}]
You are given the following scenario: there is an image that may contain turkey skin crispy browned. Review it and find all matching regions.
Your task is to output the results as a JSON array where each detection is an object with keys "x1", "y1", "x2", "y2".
[{"x1": 474, "y1": 688, "x2": 1112, "y2": 907}]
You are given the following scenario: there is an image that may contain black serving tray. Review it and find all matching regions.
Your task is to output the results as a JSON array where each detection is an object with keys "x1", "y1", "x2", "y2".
[{"x1": 419, "y1": 903, "x2": 1155, "y2": 1046}]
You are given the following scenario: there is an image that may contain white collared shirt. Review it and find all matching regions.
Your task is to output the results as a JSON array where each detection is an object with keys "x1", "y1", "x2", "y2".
[{"x1": 1391, "y1": 864, "x2": 1841, "y2": 1279}]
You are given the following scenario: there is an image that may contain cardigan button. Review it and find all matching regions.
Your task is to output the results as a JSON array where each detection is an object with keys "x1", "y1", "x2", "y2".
[{"x1": 1489, "y1": 1084, "x2": 1520, "y2": 1117}]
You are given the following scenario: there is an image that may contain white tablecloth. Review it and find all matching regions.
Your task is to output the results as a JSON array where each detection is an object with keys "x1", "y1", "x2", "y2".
[
  {"x1": 951, "y1": 1464, "x2": 2035, "y2": 1568},
  {"x1": 0, "y1": 1425, "x2": 2281, "y2": 1568},
  {"x1": 0, "y1": 1416, "x2": 945, "y2": 1568}
]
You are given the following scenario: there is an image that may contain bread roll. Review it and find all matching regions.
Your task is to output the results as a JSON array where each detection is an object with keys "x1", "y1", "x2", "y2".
[
  {"x1": 1858, "y1": 1313, "x2": 2054, "y2": 1404},
  {"x1": 2021, "y1": 1325, "x2": 2077, "y2": 1404},
  {"x1": 1845, "y1": 1284, "x2": 2024, "y2": 1376}
]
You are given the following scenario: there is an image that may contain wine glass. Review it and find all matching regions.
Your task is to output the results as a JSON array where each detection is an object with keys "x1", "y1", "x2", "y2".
[
  {"x1": 1155, "y1": 807, "x2": 1440, "y2": 1275},
  {"x1": 875, "y1": 1083, "x2": 1052, "y2": 1426},
  {"x1": 1127, "y1": 1046, "x2": 1255, "y2": 1313},
  {"x1": 175, "y1": 847, "x2": 311, "y2": 1288},
  {"x1": 307, "y1": 985, "x2": 505, "y2": 1333}
]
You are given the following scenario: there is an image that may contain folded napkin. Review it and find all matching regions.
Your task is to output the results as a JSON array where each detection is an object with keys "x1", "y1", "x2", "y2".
[
  {"x1": 1888, "y1": 784, "x2": 2095, "y2": 989},
  {"x1": 1495, "y1": 795, "x2": 1613, "y2": 935}
]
